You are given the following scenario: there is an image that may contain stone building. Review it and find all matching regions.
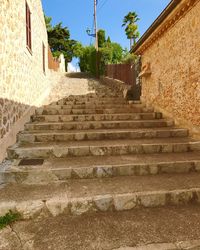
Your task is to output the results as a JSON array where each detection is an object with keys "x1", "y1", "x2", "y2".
[
  {"x1": 0, "y1": 0, "x2": 64, "y2": 162},
  {"x1": 132, "y1": 0, "x2": 200, "y2": 138}
]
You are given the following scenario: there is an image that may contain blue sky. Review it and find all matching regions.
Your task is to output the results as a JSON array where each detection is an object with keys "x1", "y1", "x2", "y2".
[{"x1": 42, "y1": 0, "x2": 170, "y2": 67}]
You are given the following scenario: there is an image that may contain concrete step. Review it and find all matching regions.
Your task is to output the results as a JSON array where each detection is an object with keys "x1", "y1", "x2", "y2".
[
  {"x1": 2, "y1": 152, "x2": 200, "y2": 184},
  {"x1": 7, "y1": 138, "x2": 200, "y2": 159},
  {"x1": 17, "y1": 128, "x2": 189, "y2": 143},
  {"x1": 1, "y1": 173, "x2": 200, "y2": 218},
  {"x1": 6, "y1": 206, "x2": 200, "y2": 250},
  {"x1": 57, "y1": 97, "x2": 126, "y2": 105},
  {"x1": 31, "y1": 112, "x2": 162, "y2": 123},
  {"x1": 35, "y1": 107, "x2": 154, "y2": 116},
  {"x1": 46, "y1": 103, "x2": 146, "y2": 110},
  {"x1": 55, "y1": 99, "x2": 128, "y2": 106}
]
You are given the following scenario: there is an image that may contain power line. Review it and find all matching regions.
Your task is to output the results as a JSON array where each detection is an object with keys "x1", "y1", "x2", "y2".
[{"x1": 97, "y1": 0, "x2": 109, "y2": 12}]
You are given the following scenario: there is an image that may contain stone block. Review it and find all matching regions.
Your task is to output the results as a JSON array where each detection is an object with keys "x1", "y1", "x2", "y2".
[
  {"x1": 96, "y1": 166, "x2": 113, "y2": 178},
  {"x1": 53, "y1": 147, "x2": 69, "y2": 158},
  {"x1": 114, "y1": 193, "x2": 137, "y2": 211},
  {"x1": 16, "y1": 200, "x2": 44, "y2": 219},
  {"x1": 195, "y1": 161, "x2": 200, "y2": 171},
  {"x1": 173, "y1": 144, "x2": 189, "y2": 153},
  {"x1": 139, "y1": 191, "x2": 166, "y2": 207},
  {"x1": 168, "y1": 190, "x2": 194, "y2": 205},
  {"x1": 114, "y1": 165, "x2": 135, "y2": 176},
  {"x1": 143, "y1": 144, "x2": 161, "y2": 154},
  {"x1": 53, "y1": 168, "x2": 72, "y2": 180},
  {"x1": 161, "y1": 144, "x2": 173, "y2": 153},
  {"x1": 190, "y1": 142, "x2": 200, "y2": 152},
  {"x1": 70, "y1": 198, "x2": 94, "y2": 215},
  {"x1": 72, "y1": 167, "x2": 94, "y2": 179},
  {"x1": 46, "y1": 197, "x2": 69, "y2": 217},
  {"x1": 94, "y1": 195, "x2": 113, "y2": 211},
  {"x1": 149, "y1": 164, "x2": 159, "y2": 175},
  {"x1": 69, "y1": 147, "x2": 90, "y2": 157}
]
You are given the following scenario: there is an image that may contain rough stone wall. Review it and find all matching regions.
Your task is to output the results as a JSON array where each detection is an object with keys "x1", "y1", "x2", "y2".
[
  {"x1": 139, "y1": 0, "x2": 200, "y2": 136},
  {"x1": 101, "y1": 77, "x2": 129, "y2": 97},
  {"x1": 59, "y1": 54, "x2": 66, "y2": 73},
  {"x1": 0, "y1": 0, "x2": 63, "y2": 161}
]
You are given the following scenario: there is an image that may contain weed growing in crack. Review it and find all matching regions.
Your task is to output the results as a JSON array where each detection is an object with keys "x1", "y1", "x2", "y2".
[{"x1": 0, "y1": 211, "x2": 21, "y2": 229}]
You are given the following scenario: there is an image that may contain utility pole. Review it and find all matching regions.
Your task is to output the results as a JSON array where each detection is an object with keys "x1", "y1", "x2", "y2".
[
  {"x1": 94, "y1": 0, "x2": 98, "y2": 51},
  {"x1": 87, "y1": 1, "x2": 99, "y2": 77},
  {"x1": 94, "y1": 0, "x2": 99, "y2": 77}
]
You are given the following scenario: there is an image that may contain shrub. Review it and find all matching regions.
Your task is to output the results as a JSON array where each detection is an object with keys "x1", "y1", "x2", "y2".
[{"x1": 0, "y1": 211, "x2": 21, "y2": 230}]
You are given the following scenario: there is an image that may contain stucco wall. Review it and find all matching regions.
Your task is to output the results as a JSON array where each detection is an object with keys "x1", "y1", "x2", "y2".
[
  {"x1": 137, "y1": 0, "x2": 200, "y2": 137},
  {"x1": 0, "y1": 0, "x2": 63, "y2": 162}
]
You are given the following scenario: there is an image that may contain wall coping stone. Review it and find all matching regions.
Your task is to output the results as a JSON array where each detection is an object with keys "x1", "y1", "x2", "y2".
[{"x1": 132, "y1": 0, "x2": 200, "y2": 55}]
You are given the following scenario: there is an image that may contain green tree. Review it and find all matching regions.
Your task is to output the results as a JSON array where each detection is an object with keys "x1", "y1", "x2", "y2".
[
  {"x1": 77, "y1": 30, "x2": 124, "y2": 76},
  {"x1": 45, "y1": 15, "x2": 77, "y2": 62},
  {"x1": 121, "y1": 53, "x2": 137, "y2": 64},
  {"x1": 122, "y1": 12, "x2": 140, "y2": 49},
  {"x1": 73, "y1": 42, "x2": 84, "y2": 58},
  {"x1": 44, "y1": 15, "x2": 52, "y2": 32},
  {"x1": 98, "y1": 29, "x2": 106, "y2": 48},
  {"x1": 98, "y1": 47, "x2": 113, "y2": 75},
  {"x1": 110, "y1": 43, "x2": 123, "y2": 63},
  {"x1": 79, "y1": 46, "x2": 96, "y2": 74},
  {"x1": 106, "y1": 36, "x2": 111, "y2": 44}
]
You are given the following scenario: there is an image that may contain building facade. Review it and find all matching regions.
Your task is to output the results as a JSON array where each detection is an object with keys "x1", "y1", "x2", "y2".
[
  {"x1": 0, "y1": 0, "x2": 63, "y2": 162},
  {"x1": 132, "y1": 0, "x2": 200, "y2": 137}
]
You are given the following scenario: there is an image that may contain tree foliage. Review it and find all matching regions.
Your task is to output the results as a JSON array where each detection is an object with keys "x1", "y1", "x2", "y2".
[
  {"x1": 45, "y1": 15, "x2": 77, "y2": 62},
  {"x1": 98, "y1": 29, "x2": 106, "y2": 48},
  {"x1": 77, "y1": 30, "x2": 124, "y2": 76},
  {"x1": 72, "y1": 42, "x2": 84, "y2": 58},
  {"x1": 44, "y1": 15, "x2": 52, "y2": 32},
  {"x1": 122, "y1": 12, "x2": 140, "y2": 49},
  {"x1": 79, "y1": 46, "x2": 96, "y2": 74},
  {"x1": 121, "y1": 52, "x2": 137, "y2": 64}
]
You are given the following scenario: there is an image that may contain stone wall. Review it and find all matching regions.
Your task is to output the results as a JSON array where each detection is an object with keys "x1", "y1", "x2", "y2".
[
  {"x1": 0, "y1": 0, "x2": 63, "y2": 162},
  {"x1": 101, "y1": 76, "x2": 133, "y2": 99},
  {"x1": 59, "y1": 54, "x2": 66, "y2": 73},
  {"x1": 134, "y1": 0, "x2": 200, "y2": 137}
]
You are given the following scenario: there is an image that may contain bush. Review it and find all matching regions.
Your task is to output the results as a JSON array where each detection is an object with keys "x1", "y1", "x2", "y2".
[
  {"x1": 0, "y1": 211, "x2": 21, "y2": 230},
  {"x1": 79, "y1": 43, "x2": 123, "y2": 76},
  {"x1": 121, "y1": 53, "x2": 137, "y2": 64}
]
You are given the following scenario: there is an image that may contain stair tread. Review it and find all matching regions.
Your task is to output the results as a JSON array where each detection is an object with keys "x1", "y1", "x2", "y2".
[
  {"x1": 46, "y1": 104, "x2": 145, "y2": 108},
  {"x1": 39, "y1": 110, "x2": 153, "y2": 115},
  {"x1": 8, "y1": 152, "x2": 200, "y2": 170},
  {"x1": 14, "y1": 137, "x2": 197, "y2": 148},
  {"x1": 8, "y1": 206, "x2": 200, "y2": 250},
  {"x1": 21, "y1": 127, "x2": 187, "y2": 134},
  {"x1": 34, "y1": 112, "x2": 155, "y2": 117},
  {"x1": 42, "y1": 107, "x2": 148, "y2": 111},
  {"x1": 28, "y1": 119, "x2": 170, "y2": 125},
  {"x1": 1, "y1": 172, "x2": 200, "y2": 202}
]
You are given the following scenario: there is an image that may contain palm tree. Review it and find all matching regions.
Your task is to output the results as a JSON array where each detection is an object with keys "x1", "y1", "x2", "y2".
[{"x1": 122, "y1": 12, "x2": 140, "y2": 49}]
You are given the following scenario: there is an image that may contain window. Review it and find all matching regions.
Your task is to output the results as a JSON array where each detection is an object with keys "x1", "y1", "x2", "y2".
[
  {"x1": 26, "y1": 2, "x2": 31, "y2": 51},
  {"x1": 43, "y1": 43, "x2": 45, "y2": 73}
]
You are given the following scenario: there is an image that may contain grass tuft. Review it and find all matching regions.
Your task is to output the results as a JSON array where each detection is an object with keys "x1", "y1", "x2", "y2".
[{"x1": 0, "y1": 211, "x2": 21, "y2": 230}]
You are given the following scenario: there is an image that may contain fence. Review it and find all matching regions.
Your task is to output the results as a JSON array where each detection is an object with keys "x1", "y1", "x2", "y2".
[
  {"x1": 105, "y1": 64, "x2": 136, "y2": 86},
  {"x1": 48, "y1": 46, "x2": 60, "y2": 71}
]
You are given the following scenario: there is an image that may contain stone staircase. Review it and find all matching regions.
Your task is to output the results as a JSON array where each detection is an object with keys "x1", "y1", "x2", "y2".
[{"x1": 1, "y1": 82, "x2": 200, "y2": 219}]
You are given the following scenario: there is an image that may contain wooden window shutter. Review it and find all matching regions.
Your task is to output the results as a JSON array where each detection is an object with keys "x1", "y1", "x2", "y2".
[
  {"x1": 26, "y1": 2, "x2": 32, "y2": 51},
  {"x1": 43, "y1": 43, "x2": 45, "y2": 73}
]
